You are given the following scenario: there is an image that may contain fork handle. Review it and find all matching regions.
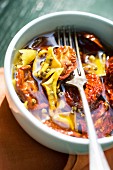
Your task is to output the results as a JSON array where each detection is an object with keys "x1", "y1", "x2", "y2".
[{"x1": 79, "y1": 86, "x2": 110, "y2": 170}]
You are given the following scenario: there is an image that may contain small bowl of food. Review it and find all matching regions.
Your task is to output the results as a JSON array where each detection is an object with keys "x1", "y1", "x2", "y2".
[{"x1": 4, "y1": 11, "x2": 113, "y2": 154}]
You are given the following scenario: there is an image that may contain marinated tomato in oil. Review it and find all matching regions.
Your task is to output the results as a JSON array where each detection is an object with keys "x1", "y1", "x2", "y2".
[{"x1": 12, "y1": 31, "x2": 113, "y2": 138}]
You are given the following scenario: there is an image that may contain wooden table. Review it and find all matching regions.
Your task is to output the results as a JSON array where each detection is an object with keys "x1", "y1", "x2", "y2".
[
  {"x1": 1, "y1": 0, "x2": 113, "y2": 169},
  {"x1": 0, "y1": 98, "x2": 68, "y2": 170}
]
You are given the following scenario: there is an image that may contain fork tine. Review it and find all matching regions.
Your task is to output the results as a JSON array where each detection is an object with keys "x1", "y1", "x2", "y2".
[
  {"x1": 62, "y1": 26, "x2": 67, "y2": 46},
  {"x1": 57, "y1": 26, "x2": 72, "y2": 47},
  {"x1": 68, "y1": 26, "x2": 72, "y2": 47},
  {"x1": 74, "y1": 28, "x2": 86, "y2": 77},
  {"x1": 57, "y1": 27, "x2": 61, "y2": 46}
]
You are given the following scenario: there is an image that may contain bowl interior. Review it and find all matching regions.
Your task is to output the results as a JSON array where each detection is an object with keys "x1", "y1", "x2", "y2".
[{"x1": 4, "y1": 11, "x2": 113, "y2": 154}]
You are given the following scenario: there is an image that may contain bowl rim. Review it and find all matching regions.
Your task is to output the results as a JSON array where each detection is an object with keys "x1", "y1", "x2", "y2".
[{"x1": 4, "y1": 11, "x2": 113, "y2": 146}]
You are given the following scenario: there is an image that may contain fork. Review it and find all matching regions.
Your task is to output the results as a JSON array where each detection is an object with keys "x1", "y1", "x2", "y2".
[{"x1": 56, "y1": 26, "x2": 110, "y2": 170}]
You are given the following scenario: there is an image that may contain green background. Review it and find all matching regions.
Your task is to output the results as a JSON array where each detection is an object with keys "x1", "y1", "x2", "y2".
[{"x1": 1, "y1": 0, "x2": 113, "y2": 67}]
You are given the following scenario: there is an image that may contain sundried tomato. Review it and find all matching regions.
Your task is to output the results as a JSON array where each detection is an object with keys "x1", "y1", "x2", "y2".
[
  {"x1": 54, "y1": 46, "x2": 77, "y2": 80},
  {"x1": 65, "y1": 73, "x2": 102, "y2": 109},
  {"x1": 78, "y1": 101, "x2": 113, "y2": 138},
  {"x1": 105, "y1": 56, "x2": 113, "y2": 107},
  {"x1": 65, "y1": 85, "x2": 81, "y2": 107},
  {"x1": 15, "y1": 65, "x2": 39, "y2": 110},
  {"x1": 44, "y1": 119, "x2": 87, "y2": 138},
  {"x1": 92, "y1": 101, "x2": 113, "y2": 138},
  {"x1": 85, "y1": 73, "x2": 102, "y2": 108},
  {"x1": 77, "y1": 32, "x2": 104, "y2": 54}
]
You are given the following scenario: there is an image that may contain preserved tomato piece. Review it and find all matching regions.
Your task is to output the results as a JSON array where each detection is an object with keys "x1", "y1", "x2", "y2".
[
  {"x1": 65, "y1": 85, "x2": 81, "y2": 107},
  {"x1": 78, "y1": 101, "x2": 113, "y2": 138},
  {"x1": 85, "y1": 73, "x2": 102, "y2": 108},
  {"x1": 54, "y1": 46, "x2": 77, "y2": 80},
  {"x1": 15, "y1": 65, "x2": 39, "y2": 110},
  {"x1": 65, "y1": 73, "x2": 103, "y2": 110},
  {"x1": 77, "y1": 32, "x2": 104, "y2": 54},
  {"x1": 105, "y1": 56, "x2": 113, "y2": 107},
  {"x1": 92, "y1": 101, "x2": 113, "y2": 138}
]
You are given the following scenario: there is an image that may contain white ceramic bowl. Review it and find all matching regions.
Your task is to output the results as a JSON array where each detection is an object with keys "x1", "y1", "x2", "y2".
[{"x1": 4, "y1": 11, "x2": 113, "y2": 154}]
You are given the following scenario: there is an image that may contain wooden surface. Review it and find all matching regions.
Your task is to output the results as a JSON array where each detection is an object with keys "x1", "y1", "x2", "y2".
[
  {"x1": 1, "y1": 0, "x2": 113, "y2": 67},
  {"x1": 0, "y1": 98, "x2": 68, "y2": 170}
]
